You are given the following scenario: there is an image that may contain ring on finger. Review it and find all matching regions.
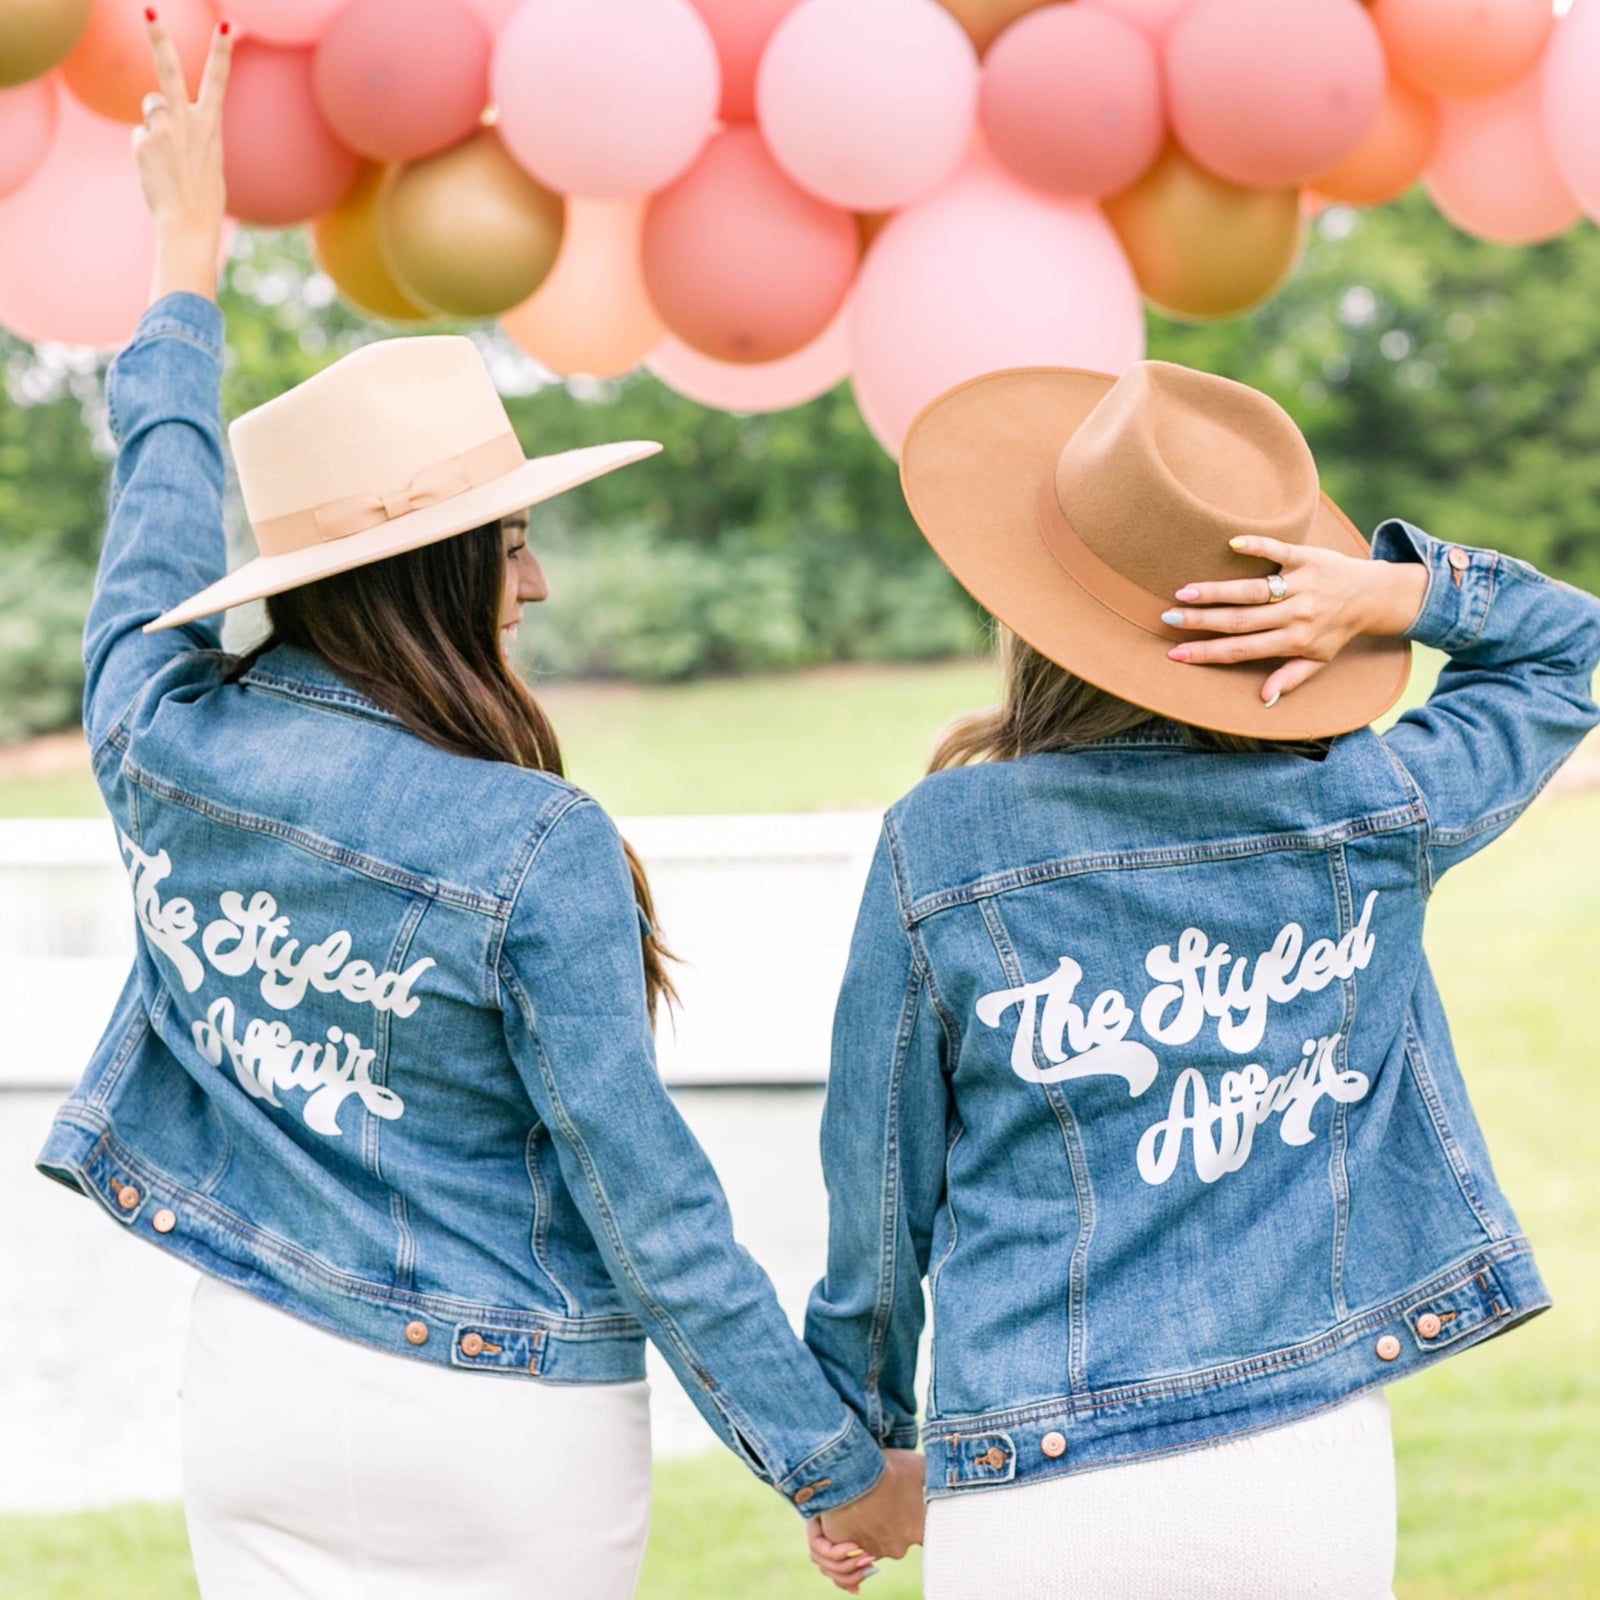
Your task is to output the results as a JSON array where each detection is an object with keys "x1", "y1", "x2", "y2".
[
  {"x1": 140, "y1": 91, "x2": 167, "y2": 125},
  {"x1": 1265, "y1": 573, "x2": 1288, "y2": 602}
]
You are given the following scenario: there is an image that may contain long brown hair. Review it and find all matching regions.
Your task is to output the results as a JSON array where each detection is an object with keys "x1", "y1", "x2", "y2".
[
  {"x1": 230, "y1": 519, "x2": 678, "y2": 1018},
  {"x1": 930, "y1": 624, "x2": 1322, "y2": 770}
]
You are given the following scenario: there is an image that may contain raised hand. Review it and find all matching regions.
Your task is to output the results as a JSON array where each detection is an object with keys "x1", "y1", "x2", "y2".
[{"x1": 1162, "y1": 534, "x2": 1429, "y2": 705}]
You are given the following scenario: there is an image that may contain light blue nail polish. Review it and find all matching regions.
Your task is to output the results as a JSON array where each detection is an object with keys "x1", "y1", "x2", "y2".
[
  {"x1": 1160, "y1": 609, "x2": 1185, "y2": 626},
  {"x1": 860, "y1": 1568, "x2": 880, "y2": 1581}
]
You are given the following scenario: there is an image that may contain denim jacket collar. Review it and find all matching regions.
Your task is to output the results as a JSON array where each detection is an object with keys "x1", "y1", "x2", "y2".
[{"x1": 236, "y1": 641, "x2": 408, "y2": 731}]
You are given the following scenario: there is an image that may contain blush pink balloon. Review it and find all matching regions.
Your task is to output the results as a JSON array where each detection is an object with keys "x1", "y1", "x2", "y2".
[
  {"x1": 756, "y1": 0, "x2": 977, "y2": 212},
  {"x1": 223, "y1": 41, "x2": 360, "y2": 225},
  {"x1": 648, "y1": 294, "x2": 851, "y2": 411},
  {"x1": 0, "y1": 80, "x2": 56, "y2": 202},
  {"x1": 229, "y1": 0, "x2": 346, "y2": 46},
  {"x1": 850, "y1": 147, "x2": 1144, "y2": 457},
  {"x1": 1166, "y1": 0, "x2": 1385, "y2": 189},
  {"x1": 500, "y1": 197, "x2": 666, "y2": 378},
  {"x1": 461, "y1": 0, "x2": 524, "y2": 34},
  {"x1": 0, "y1": 84, "x2": 197, "y2": 344},
  {"x1": 1544, "y1": 0, "x2": 1600, "y2": 222},
  {"x1": 642, "y1": 126, "x2": 858, "y2": 363},
  {"x1": 982, "y1": 5, "x2": 1162, "y2": 199},
  {"x1": 687, "y1": 0, "x2": 803, "y2": 123},
  {"x1": 313, "y1": 0, "x2": 490, "y2": 164},
  {"x1": 1426, "y1": 69, "x2": 1579, "y2": 245},
  {"x1": 493, "y1": 0, "x2": 720, "y2": 199},
  {"x1": 1083, "y1": 0, "x2": 1195, "y2": 41}
]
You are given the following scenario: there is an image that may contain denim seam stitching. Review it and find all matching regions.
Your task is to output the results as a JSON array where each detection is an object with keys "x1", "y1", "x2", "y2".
[{"x1": 1400, "y1": 1020, "x2": 1503, "y2": 1238}]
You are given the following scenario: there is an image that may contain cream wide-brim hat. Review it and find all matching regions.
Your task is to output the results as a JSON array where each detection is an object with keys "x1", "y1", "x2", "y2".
[
  {"x1": 899, "y1": 363, "x2": 1410, "y2": 742},
  {"x1": 147, "y1": 333, "x2": 661, "y2": 633}
]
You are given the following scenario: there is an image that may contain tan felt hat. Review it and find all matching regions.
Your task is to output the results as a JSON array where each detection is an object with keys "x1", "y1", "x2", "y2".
[
  {"x1": 899, "y1": 362, "x2": 1410, "y2": 741},
  {"x1": 147, "y1": 334, "x2": 661, "y2": 633}
]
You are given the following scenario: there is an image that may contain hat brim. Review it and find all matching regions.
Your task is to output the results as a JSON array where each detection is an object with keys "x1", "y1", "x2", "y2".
[
  {"x1": 145, "y1": 440, "x2": 663, "y2": 634},
  {"x1": 900, "y1": 368, "x2": 1409, "y2": 741}
]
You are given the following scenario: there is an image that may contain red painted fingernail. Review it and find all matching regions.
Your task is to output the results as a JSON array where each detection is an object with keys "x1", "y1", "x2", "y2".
[
  {"x1": 219, "y1": 19, "x2": 231, "y2": 32},
  {"x1": 144, "y1": 7, "x2": 156, "y2": 20}
]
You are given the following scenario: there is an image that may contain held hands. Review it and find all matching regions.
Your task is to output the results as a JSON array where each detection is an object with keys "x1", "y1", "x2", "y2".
[
  {"x1": 1162, "y1": 536, "x2": 1430, "y2": 706},
  {"x1": 134, "y1": 12, "x2": 234, "y2": 303},
  {"x1": 804, "y1": 1449, "x2": 925, "y2": 1593}
]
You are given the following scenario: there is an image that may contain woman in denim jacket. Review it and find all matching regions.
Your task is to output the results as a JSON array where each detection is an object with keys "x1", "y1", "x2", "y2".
[
  {"x1": 35, "y1": 19, "x2": 916, "y2": 1596},
  {"x1": 804, "y1": 363, "x2": 1600, "y2": 1595}
]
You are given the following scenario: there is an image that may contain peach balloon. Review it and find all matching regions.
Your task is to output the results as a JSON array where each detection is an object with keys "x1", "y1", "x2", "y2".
[
  {"x1": 309, "y1": 162, "x2": 434, "y2": 323},
  {"x1": 61, "y1": 0, "x2": 217, "y2": 124},
  {"x1": 641, "y1": 126, "x2": 858, "y2": 364},
  {"x1": 757, "y1": 0, "x2": 978, "y2": 212},
  {"x1": 493, "y1": 0, "x2": 719, "y2": 199},
  {"x1": 982, "y1": 4, "x2": 1162, "y2": 198},
  {"x1": 0, "y1": 81, "x2": 57, "y2": 201},
  {"x1": 1372, "y1": 0, "x2": 1552, "y2": 100},
  {"x1": 1166, "y1": 0, "x2": 1384, "y2": 189},
  {"x1": 935, "y1": 0, "x2": 1048, "y2": 54},
  {"x1": 228, "y1": 0, "x2": 346, "y2": 46},
  {"x1": 500, "y1": 197, "x2": 666, "y2": 379},
  {"x1": 223, "y1": 41, "x2": 360, "y2": 226},
  {"x1": 380, "y1": 130, "x2": 565, "y2": 319},
  {"x1": 1309, "y1": 70, "x2": 1437, "y2": 208},
  {"x1": 313, "y1": 0, "x2": 490, "y2": 164},
  {"x1": 647, "y1": 295, "x2": 852, "y2": 411},
  {"x1": 1101, "y1": 142, "x2": 1303, "y2": 321},
  {"x1": 0, "y1": 83, "x2": 157, "y2": 343},
  {"x1": 1426, "y1": 71, "x2": 1579, "y2": 245},
  {"x1": 687, "y1": 0, "x2": 804, "y2": 122},
  {"x1": 1544, "y1": 0, "x2": 1600, "y2": 221},
  {"x1": 850, "y1": 147, "x2": 1145, "y2": 456},
  {"x1": 1083, "y1": 0, "x2": 1195, "y2": 43},
  {"x1": 0, "y1": 0, "x2": 93, "y2": 89}
]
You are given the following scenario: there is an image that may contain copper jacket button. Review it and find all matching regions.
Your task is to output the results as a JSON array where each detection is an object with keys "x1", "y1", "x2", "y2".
[
  {"x1": 404, "y1": 1321, "x2": 429, "y2": 1346},
  {"x1": 1415, "y1": 1312, "x2": 1443, "y2": 1339},
  {"x1": 1448, "y1": 547, "x2": 1471, "y2": 571},
  {"x1": 460, "y1": 1332, "x2": 485, "y2": 1358},
  {"x1": 151, "y1": 1208, "x2": 177, "y2": 1234},
  {"x1": 793, "y1": 1485, "x2": 817, "y2": 1506},
  {"x1": 981, "y1": 1446, "x2": 1006, "y2": 1471},
  {"x1": 1041, "y1": 1431, "x2": 1067, "y2": 1459},
  {"x1": 1376, "y1": 1334, "x2": 1401, "y2": 1361},
  {"x1": 116, "y1": 1185, "x2": 140, "y2": 1210}
]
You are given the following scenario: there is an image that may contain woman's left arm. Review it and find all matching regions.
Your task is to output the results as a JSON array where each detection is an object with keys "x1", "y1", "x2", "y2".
[{"x1": 83, "y1": 16, "x2": 233, "y2": 752}]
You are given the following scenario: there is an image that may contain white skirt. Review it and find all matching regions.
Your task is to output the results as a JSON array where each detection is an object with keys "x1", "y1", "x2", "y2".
[
  {"x1": 181, "y1": 1275, "x2": 653, "y2": 1600},
  {"x1": 924, "y1": 1390, "x2": 1396, "y2": 1600}
]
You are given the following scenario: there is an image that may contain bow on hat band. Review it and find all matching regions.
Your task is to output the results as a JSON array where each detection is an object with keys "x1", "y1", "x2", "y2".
[{"x1": 250, "y1": 432, "x2": 527, "y2": 558}]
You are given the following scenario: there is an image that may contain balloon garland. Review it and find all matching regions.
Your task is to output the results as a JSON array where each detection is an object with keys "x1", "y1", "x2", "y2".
[{"x1": 0, "y1": 0, "x2": 1591, "y2": 456}]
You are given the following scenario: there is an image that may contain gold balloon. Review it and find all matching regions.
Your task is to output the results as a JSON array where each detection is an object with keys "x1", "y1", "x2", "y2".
[
  {"x1": 936, "y1": 0, "x2": 1049, "y2": 53},
  {"x1": 379, "y1": 131, "x2": 564, "y2": 321},
  {"x1": 310, "y1": 163, "x2": 434, "y2": 324},
  {"x1": 0, "y1": 0, "x2": 92, "y2": 88},
  {"x1": 1102, "y1": 144, "x2": 1304, "y2": 322}
]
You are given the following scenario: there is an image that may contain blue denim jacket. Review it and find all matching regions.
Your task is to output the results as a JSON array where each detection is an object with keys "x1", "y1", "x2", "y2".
[
  {"x1": 806, "y1": 522, "x2": 1600, "y2": 1497},
  {"x1": 35, "y1": 291, "x2": 884, "y2": 1517}
]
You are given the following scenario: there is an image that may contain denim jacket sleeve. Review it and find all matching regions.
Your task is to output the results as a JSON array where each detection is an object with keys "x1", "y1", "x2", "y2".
[
  {"x1": 804, "y1": 823, "x2": 948, "y2": 1450},
  {"x1": 497, "y1": 793, "x2": 886, "y2": 1518},
  {"x1": 1374, "y1": 519, "x2": 1600, "y2": 887},
  {"x1": 82, "y1": 290, "x2": 228, "y2": 753}
]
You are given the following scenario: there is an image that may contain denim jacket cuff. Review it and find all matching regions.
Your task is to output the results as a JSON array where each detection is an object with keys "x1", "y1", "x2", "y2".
[
  {"x1": 777, "y1": 1409, "x2": 887, "y2": 1520},
  {"x1": 1370, "y1": 517, "x2": 1493, "y2": 655},
  {"x1": 123, "y1": 291, "x2": 225, "y2": 360}
]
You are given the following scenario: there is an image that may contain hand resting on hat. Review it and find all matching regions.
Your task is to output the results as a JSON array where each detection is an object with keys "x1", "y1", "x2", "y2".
[{"x1": 1161, "y1": 535, "x2": 1430, "y2": 708}]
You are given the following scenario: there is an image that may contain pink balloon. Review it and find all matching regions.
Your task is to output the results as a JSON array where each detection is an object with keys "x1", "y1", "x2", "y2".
[
  {"x1": 493, "y1": 0, "x2": 719, "y2": 199},
  {"x1": 1544, "y1": 0, "x2": 1600, "y2": 222},
  {"x1": 756, "y1": 0, "x2": 977, "y2": 212},
  {"x1": 687, "y1": 0, "x2": 803, "y2": 122},
  {"x1": 1166, "y1": 0, "x2": 1386, "y2": 189},
  {"x1": 0, "y1": 79, "x2": 56, "y2": 202},
  {"x1": 982, "y1": 5, "x2": 1162, "y2": 199},
  {"x1": 500, "y1": 197, "x2": 666, "y2": 378},
  {"x1": 1427, "y1": 68, "x2": 1579, "y2": 245},
  {"x1": 850, "y1": 147, "x2": 1144, "y2": 457},
  {"x1": 313, "y1": 0, "x2": 490, "y2": 164},
  {"x1": 647, "y1": 295, "x2": 851, "y2": 410},
  {"x1": 223, "y1": 41, "x2": 359, "y2": 226},
  {"x1": 1083, "y1": 0, "x2": 1195, "y2": 41},
  {"x1": 230, "y1": 0, "x2": 346, "y2": 46},
  {"x1": 461, "y1": 0, "x2": 524, "y2": 34},
  {"x1": 642, "y1": 126, "x2": 858, "y2": 363}
]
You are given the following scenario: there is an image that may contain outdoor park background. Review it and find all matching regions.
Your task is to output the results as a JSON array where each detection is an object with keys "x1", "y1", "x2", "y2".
[{"x1": 0, "y1": 193, "x2": 1597, "y2": 1596}]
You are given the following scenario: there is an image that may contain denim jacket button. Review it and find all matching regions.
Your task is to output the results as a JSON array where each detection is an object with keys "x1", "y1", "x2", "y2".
[
  {"x1": 793, "y1": 1486, "x2": 817, "y2": 1506},
  {"x1": 980, "y1": 1446, "x2": 1007, "y2": 1470},
  {"x1": 1447, "y1": 548, "x2": 1471, "y2": 571},
  {"x1": 1415, "y1": 1312, "x2": 1442, "y2": 1340},
  {"x1": 404, "y1": 1321, "x2": 429, "y2": 1346},
  {"x1": 1040, "y1": 1432, "x2": 1067, "y2": 1459},
  {"x1": 116, "y1": 1184, "x2": 140, "y2": 1211},
  {"x1": 151, "y1": 1208, "x2": 177, "y2": 1234},
  {"x1": 1375, "y1": 1334, "x2": 1401, "y2": 1361},
  {"x1": 460, "y1": 1332, "x2": 485, "y2": 1357}
]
